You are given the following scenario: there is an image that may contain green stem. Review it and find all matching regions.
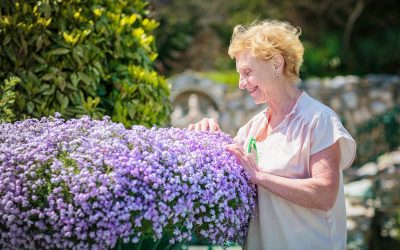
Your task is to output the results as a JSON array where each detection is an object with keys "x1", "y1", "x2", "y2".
[
  {"x1": 171, "y1": 241, "x2": 185, "y2": 250},
  {"x1": 116, "y1": 239, "x2": 122, "y2": 250},
  {"x1": 135, "y1": 238, "x2": 144, "y2": 250},
  {"x1": 151, "y1": 239, "x2": 162, "y2": 250},
  {"x1": 163, "y1": 243, "x2": 173, "y2": 250}
]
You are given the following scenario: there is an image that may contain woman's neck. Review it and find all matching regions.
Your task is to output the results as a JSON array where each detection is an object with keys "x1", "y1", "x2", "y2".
[
  {"x1": 256, "y1": 82, "x2": 302, "y2": 142},
  {"x1": 267, "y1": 85, "x2": 301, "y2": 127}
]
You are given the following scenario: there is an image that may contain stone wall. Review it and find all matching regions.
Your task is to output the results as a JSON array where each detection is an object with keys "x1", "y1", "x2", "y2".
[
  {"x1": 300, "y1": 75, "x2": 400, "y2": 133},
  {"x1": 344, "y1": 147, "x2": 400, "y2": 249},
  {"x1": 169, "y1": 72, "x2": 400, "y2": 136}
]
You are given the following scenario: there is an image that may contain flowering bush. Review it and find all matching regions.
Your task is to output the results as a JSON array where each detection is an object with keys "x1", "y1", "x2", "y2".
[{"x1": 0, "y1": 115, "x2": 256, "y2": 250}]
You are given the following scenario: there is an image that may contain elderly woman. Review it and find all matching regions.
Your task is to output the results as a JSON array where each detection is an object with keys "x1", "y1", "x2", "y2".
[{"x1": 188, "y1": 20, "x2": 356, "y2": 250}]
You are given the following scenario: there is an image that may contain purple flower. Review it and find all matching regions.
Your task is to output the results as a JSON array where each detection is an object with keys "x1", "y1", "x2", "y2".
[{"x1": 0, "y1": 115, "x2": 256, "y2": 249}]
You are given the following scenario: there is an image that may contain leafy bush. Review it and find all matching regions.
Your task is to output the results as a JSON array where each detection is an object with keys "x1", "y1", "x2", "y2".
[
  {"x1": 0, "y1": 115, "x2": 255, "y2": 249},
  {"x1": 301, "y1": 33, "x2": 342, "y2": 78},
  {"x1": 354, "y1": 105, "x2": 400, "y2": 165},
  {"x1": 0, "y1": 76, "x2": 20, "y2": 123},
  {"x1": 0, "y1": 0, "x2": 171, "y2": 127}
]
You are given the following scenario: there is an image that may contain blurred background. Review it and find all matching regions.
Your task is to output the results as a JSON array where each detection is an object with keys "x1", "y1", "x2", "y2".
[{"x1": 1, "y1": 0, "x2": 399, "y2": 249}]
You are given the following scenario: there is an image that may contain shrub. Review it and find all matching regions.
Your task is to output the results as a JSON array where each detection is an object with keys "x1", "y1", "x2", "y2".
[
  {"x1": 0, "y1": 76, "x2": 20, "y2": 123},
  {"x1": 0, "y1": 0, "x2": 171, "y2": 127},
  {"x1": 0, "y1": 115, "x2": 256, "y2": 249}
]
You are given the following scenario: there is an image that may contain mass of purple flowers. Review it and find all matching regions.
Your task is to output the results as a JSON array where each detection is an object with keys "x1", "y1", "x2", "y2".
[{"x1": 0, "y1": 114, "x2": 256, "y2": 250}]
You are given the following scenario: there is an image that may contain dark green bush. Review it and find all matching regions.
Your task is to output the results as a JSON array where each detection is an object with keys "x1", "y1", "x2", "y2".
[
  {"x1": 0, "y1": 0, "x2": 171, "y2": 127},
  {"x1": 354, "y1": 105, "x2": 400, "y2": 166}
]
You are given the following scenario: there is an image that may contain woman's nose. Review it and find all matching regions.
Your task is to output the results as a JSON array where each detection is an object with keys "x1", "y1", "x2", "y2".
[{"x1": 239, "y1": 76, "x2": 247, "y2": 89}]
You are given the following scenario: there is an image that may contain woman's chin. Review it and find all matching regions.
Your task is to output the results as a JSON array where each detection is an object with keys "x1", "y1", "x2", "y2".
[
  {"x1": 254, "y1": 99, "x2": 264, "y2": 104},
  {"x1": 250, "y1": 92, "x2": 263, "y2": 104}
]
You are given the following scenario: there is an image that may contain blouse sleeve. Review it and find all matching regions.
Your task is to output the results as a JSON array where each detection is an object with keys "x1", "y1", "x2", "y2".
[
  {"x1": 233, "y1": 109, "x2": 267, "y2": 148},
  {"x1": 234, "y1": 126, "x2": 246, "y2": 145},
  {"x1": 310, "y1": 113, "x2": 357, "y2": 170},
  {"x1": 234, "y1": 119, "x2": 253, "y2": 147}
]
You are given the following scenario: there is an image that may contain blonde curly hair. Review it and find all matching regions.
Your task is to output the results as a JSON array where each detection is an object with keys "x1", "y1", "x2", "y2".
[{"x1": 228, "y1": 20, "x2": 304, "y2": 83}]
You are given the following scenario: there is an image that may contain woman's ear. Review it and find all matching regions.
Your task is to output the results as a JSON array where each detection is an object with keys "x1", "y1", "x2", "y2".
[{"x1": 272, "y1": 54, "x2": 284, "y2": 73}]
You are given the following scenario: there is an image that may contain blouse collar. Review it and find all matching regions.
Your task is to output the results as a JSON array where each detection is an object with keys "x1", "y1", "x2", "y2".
[{"x1": 263, "y1": 91, "x2": 307, "y2": 130}]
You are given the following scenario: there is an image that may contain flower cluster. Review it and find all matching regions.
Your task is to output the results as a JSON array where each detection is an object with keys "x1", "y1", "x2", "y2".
[{"x1": 0, "y1": 115, "x2": 256, "y2": 249}]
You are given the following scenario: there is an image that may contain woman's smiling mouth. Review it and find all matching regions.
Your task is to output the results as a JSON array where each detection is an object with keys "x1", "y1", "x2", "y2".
[{"x1": 249, "y1": 86, "x2": 258, "y2": 94}]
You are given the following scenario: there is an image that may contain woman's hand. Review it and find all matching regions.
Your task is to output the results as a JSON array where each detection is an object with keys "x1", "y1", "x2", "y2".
[
  {"x1": 226, "y1": 143, "x2": 261, "y2": 183},
  {"x1": 188, "y1": 118, "x2": 221, "y2": 132}
]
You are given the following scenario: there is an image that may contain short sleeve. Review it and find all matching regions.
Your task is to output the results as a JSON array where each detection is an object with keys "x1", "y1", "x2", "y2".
[
  {"x1": 234, "y1": 125, "x2": 247, "y2": 146},
  {"x1": 310, "y1": 113, "x2": 356, "y2": 170},
  {"x1": 233, "y1": 110, "x2": 267, "y2": 148}
]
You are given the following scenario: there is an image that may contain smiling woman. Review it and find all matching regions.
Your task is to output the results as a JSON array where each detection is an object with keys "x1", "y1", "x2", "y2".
[
  {"x1": 229, "y1": 20, "x2": 304, "y2": 84},
  {"x1": 189, "y1": 19, "x2": 356, "y2": 250}
]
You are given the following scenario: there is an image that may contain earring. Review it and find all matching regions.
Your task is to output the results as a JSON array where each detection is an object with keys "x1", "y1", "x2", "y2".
[{"x1": 275, "y1": 72, "x2": 281, "y2": 78}]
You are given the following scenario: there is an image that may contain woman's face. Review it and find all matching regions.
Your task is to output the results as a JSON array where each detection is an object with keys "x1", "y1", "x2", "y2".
[{"x1": 236, "y1": 51, "x2": 276, "y2": 104}]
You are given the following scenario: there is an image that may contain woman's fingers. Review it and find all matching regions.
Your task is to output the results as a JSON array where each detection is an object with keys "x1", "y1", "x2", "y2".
[
  {"x1": 209, "y1": 118, "x2": 221, "y2": 132},
  {"x1": 188, "y1": 123, "x2": 195, "y2": 131},
  {"x1": 188, "y1": 118, "x2": 221, "y2": 132},
  {"x1": 200, "y1": 119, "x2": 209, "y2": 131},
  {"x1": 226, "y1": 144, "x2": 258, "y2": 168},
  {"x1": 195, "y1": 122, "x2": 201, "y2": 131},
  {"x1": 226, "y1": 144, "x2": 242, "y2": 154},
  {"x1": 226, "y1": 144, "x2": 260, "y2": 183},
  {"x1": 226, "y1": 144, "x2": 247, "y2": 164},
  {"x1": 226, "y1": 148, "x2": 242, "y2": 165}
]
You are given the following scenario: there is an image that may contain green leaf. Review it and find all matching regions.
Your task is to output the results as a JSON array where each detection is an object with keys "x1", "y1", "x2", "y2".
[
  {"x1": 2, "y1": 34, "x2": 12, "y2": 46},
  {"x1": 56, "y1": 92, "x2": 69, "y2": 109},
  {"x1": 26, "y1": 101, "x2": 34, "y2": 113},
  {"x1": 72, "y1": 46, "x2": 83, "y2": 65},
  {"x1": 126, "y1": 102, "x2": 136, "y2": 119},
  {"x1": 32, "y1": 53, "x2": 47, "y2": 64},
  {"x1": 38, "y1": 84, "x2": 51, "y2": 93},
  {"x1": 47, "y1": 48, "x2": 70, "y2": 56},
  {"x1": 78, "y1": 72, "x2": 92, "y2": 85},
  {"x1": 70, "y1": 73, "x2": 79, "y2": 87},
  {"x1": 56, "y1": 76, "x2": 66, "y2": 92},
  {"x1": 43, "y1": 85, "x2": 55, "y2": 95},
  {"x1": 5, "y1": 46, "x2": 16, "y2": 63},
  {"x1": 36, "y1": 35, "x2": 44, "y2": 51},
  {"x1": 33, "y1": 64, "x2": 48, "y2": 73},
  {"x1": 41, "y1": 73, "x2": 55, "y2": 81}
]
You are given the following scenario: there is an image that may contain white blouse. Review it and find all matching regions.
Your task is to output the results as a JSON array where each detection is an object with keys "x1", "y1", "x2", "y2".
[{"x1": 235, "y1": 91, "x2": 356, "y2": 250}]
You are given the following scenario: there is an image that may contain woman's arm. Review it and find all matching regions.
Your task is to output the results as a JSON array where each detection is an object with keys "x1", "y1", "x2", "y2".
[{"x1": 226, "y1": 141, "x2": 340, "y2": 212}]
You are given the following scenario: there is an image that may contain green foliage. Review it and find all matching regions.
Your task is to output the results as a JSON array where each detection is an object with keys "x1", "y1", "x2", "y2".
[
  {"x1": 0, "y1": 76, "x2": 20, "y2": 123},
  {"x1": 150, "y1": 0, "x2": 400, "y2": 77},
  {"x1": 0, "y1": 0, "x2": 171, "y2": 127},
  {"x1": 355, "y1": 105, "x2": 400, "y2": 166},
  {"x1": 154, "y1": 16, "x2": 198, "y2": 75},
  {"x1": 200, "y1": 70, "x2": 239, "y2": 91},
  {"x1": 301, "y1": 34, "x2": 342, "y2": 78},
  {"x1": 349, "y1": 28, "x2": 400, "y2": 75}
]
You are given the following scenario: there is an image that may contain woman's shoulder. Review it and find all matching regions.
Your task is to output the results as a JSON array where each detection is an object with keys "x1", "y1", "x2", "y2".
[
  {"x1": 235, "y1": 109, "x2": 267, "y2": 141},
  {"x1": 299, "y1": 93, "x2": 356, "y2": 169},
  {"x1": 297, "y1": 92, "x2": 340, "y2": 123}
]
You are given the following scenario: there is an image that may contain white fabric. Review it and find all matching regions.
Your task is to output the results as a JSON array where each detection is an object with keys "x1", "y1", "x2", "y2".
[{"x1": 235, "y1": 91, "x2": 356, "y2": 250}]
